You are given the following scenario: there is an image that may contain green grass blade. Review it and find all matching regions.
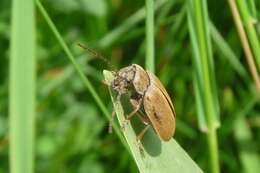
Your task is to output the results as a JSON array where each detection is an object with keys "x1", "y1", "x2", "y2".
[
  {"x1": 247, "y1": 0, "x2": 257, "y2": 17},
  {"x1": 228, "y1": 0, "x2": 260, "y2": 93},
  {"x1": 104, "y1": 70, "x2": 204, "y2": 173},
  {"x1": 188, "y1": 7, "x2": 207, "y2": 132},
  {"x1": 9, "y1": 0, "x2": 35, "y2": 172},
  {"x1": 193, "y1": 75, "x2": 208, "y2": 132},
  {"x1": 187, "y1": 0, "x2": 220, "y2": 172},
  {"x1": 236, "y1": 0, "x2": 260, "y2": 71},
  {"x1": 35, "y1": 0, "x2": 128, "y2": 150},
  {"x1": 145, "y1": 0, "x2": 155, "y2": 72}
]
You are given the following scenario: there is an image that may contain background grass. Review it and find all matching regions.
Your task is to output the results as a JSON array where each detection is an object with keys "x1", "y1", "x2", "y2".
[{"x1": 0, "y1": 0, "x2": 260, "y2": 173}]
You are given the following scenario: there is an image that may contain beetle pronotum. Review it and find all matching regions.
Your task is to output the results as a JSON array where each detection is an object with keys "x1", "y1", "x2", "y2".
[{"x1": 111, "y1": 64, "x2": 176, "y2": 142}]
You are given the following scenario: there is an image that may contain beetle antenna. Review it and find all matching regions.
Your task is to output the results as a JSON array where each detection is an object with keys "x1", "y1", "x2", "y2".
[{"x1": 78, "y1": 43, "x2": 115, "y2": 70}]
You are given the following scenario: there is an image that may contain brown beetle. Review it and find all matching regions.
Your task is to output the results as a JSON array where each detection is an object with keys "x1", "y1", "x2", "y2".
[
  {"x1": 76, "y1": 44, "x2": 175, "y2": 141},
  {"x1": 111, "y1": 64, "x2": 176, "y2": 141}
]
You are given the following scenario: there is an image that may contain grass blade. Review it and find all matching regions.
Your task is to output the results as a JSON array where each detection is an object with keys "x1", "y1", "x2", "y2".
[
  {"x1": 145, "y1": 0, "x2": 155, "y2": 72},
  {"x1": 104, "y1": 70, "x2": 203, "y2": 173},
  {"x1": 228, "y1": 0, "x2": 260, "y2": 93},
  {"x1": 236, "y1": 0, "x2": 260, "y2": 70},
  {"x1": 247, "y1": 0, "x2": 257, "y2": 17},
  {"x1": 187, "y1": 0, "x2": 220, "y2": 172},
  {"x1": 9, "y1": 0, "x2": 35, "y2": 172}
]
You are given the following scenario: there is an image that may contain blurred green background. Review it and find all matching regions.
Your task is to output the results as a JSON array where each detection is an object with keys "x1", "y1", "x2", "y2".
[{"x1": 1, "y1": 0, "x2": 260, "y2": 173}]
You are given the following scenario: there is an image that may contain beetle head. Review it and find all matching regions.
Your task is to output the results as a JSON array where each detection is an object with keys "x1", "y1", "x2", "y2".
[{"x1": 111, "y1": 65, "x2": 136, "y2": 94}]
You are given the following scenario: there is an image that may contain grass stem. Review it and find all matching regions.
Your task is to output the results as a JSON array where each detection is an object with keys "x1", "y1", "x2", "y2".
[
  {"x1": 228, "y1": 0, "x2": 260, "y2": 94},
  {"x1": 236, "y1": 0, "x2": 260, "y2": 71}
]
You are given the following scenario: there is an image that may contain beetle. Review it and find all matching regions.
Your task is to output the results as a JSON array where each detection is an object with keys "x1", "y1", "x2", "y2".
[
  {"x1": 76, "y1": 44, "x2": 175, "y2": 141},
  {"x1": 111, "y1": 64, "x2": 176, "y2": 142}
]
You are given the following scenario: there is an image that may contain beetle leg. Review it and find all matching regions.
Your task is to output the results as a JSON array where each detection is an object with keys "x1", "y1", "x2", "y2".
[
  {"x1": 126, "y1": 102, "x2": 141, "y2": 120},
  {"x1": 137, "y1": 125, "x2": 150, "y2": 142},
  {"x1": 121, "y1": 99, "x2": 142, "y2": 130},
  {"x1": 108, "y1": 111, "x2": 116, "y2": 133},
  {"x1": 124, "y1": 101, "x2": 141, "y2": 121}
]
